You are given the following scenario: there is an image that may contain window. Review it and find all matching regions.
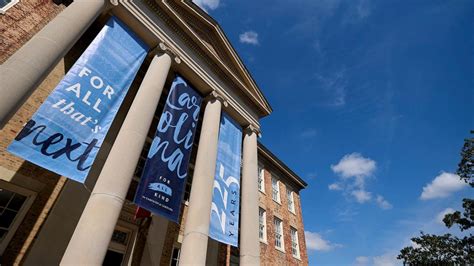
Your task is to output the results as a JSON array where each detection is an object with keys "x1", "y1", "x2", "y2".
[
  {"x1": 287, "y1": 189, "x2": 295, "y2": 213},
  {"x1": 0, "y1": 182, "x2": 35, "y2": 255},
  {"x1": 290, "y1": 227, "x2": 300, "y2": 258},
  {"x1": 170, "y1": 247, "x2": 181, "y2": 266},
  {"x1": 259, "y1": 208, "x2": 267, "y2": 242},
  {"x1": 258, "y1": 165, "x2": 265, "y2": 192},
  {"x1": 271, "y1": 177, "x2": 280, "y2": 203},
  {"x1": 0, "y1": 0, "x2": 19, "y2": 14},
  {"x1": 274, "y1": 217, "x2": 284, "y2": 251},
  {"x1": 105, "y1": 224, "x2": 137, "y2": 266}
]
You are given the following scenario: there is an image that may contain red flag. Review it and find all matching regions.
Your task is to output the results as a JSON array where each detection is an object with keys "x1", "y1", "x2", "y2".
[{"x1": 134, "y1": 207, "x2": 151, "y2": 220}]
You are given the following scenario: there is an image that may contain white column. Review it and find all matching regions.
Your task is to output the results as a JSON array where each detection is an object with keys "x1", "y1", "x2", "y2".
[
  {"x1": 0, "y1": 0, "x2": 106, "y2": 128},
  {"x1": 179, "y1": 93, "x2": 223, "y2": 265},
  {"x1": 240, "y1": 127, "x2": 260, "y2": 265},
  {"x1": 60, "y1": 53, "x2": 172, "y2": 265}
]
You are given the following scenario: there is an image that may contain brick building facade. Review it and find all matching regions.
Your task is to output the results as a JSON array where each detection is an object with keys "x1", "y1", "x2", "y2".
[
  {"x1": 0, "y1": 1, "x2": 309, "y2": 265},
  {"x1": 258, "y1": 145, "x2": 308, "y2": 265}
]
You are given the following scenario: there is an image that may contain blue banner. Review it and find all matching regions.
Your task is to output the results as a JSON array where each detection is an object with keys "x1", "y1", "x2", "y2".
[
  {"x1": 134, "y1": 76, "x2": 202, "y2": 222},
  {"x1": 209, "y1": 113, "x2": 242, "y2": 246},
  {"x1": 7, "y1": 17, "x2": 148, "y2": 183}
]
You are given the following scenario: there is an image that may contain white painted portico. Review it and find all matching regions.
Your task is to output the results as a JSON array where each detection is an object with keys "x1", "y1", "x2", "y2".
[{"x1": 0, "y1": 0, "x2": 272, "y2": 265}]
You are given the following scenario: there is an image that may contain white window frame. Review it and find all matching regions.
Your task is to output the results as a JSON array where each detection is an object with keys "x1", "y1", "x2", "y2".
[
  {"x1": 258, "y1": 165, "x2": 265, "y2": 193},
  {"x1": 0, "y1": 181, "x2": 36, "y2": 255},
  {"x1": 106, "y1": 222, "x2": 138, "y2": 266},
  {"x1": 273, "y1": 217, "x2": 284, "y2": 251},
  {"x1": 0, "y1": 0, "x2": 19, "y2": 14},
  {"x1": 258, "y1": 208, "x2": 267, "y2": 243},
  {"x1": 290, "y1": 227, "x2": 300, "y2": 259},
  {"x1": 271, "y1": 176, "x2": 280, "y2": 203},
  {"x1": 170, "y1": 244, "x2": 181, "y2": 266},
  {"x1": 287, "y1": 189, "x2": 295, "y2": 214}
]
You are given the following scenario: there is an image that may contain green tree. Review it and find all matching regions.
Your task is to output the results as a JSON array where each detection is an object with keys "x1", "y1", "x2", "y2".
[{"x1": 397, "y1": 131, "x2": 474, "y2": 265}]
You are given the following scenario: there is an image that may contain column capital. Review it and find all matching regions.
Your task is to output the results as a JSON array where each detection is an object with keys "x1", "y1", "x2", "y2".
[
  {"x1": 205, "y1": 90, "x2": 228, "y2": 107},
  {"x1": 150, "y1": 42, "x2": 181, "y2": 64},
  {"x1": 245, "y1": 124, "x2": 261, "y2": 137}
]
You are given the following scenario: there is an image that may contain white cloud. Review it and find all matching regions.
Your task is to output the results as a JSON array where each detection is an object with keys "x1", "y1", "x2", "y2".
[
  {"x1": 436, "y1": 207, "x2": 455, "y2": 224},
  {"x1": 315, "y1": 70, "x2": 347, "y2": 107},
  {"x1": 331, "y1": 153, "x2": 376, "y2": 181},
  {"x1": 192, "y1": 0, "x2": 220, "y2": 11},
  {"x1": 239, "y1": 31, "x2": 259, "y2": 45},
  {"x1": 329, "y1": 183, "x2": 343, "y2": 190},
  {"x1": 372, "y1": 253, "x2": 398, "y2": 266},
  {"x1": 376, "y1": 195, "x2": 393, "y2": 210},
  {"x1": 330, "y1": 153, "x2": 391, "y2": 209},
  {"x1": 307, "y1": 172, "x2": 318, "y2": 179},
  {"x1": 355, "y1": 253, "x2": 399, "y2": 266},
  {"x1": 305, "y1": 231, "x2": 342, "y2": 252},
  {"x1": 301, "y1": 128, "x2": 318, "y2": 138},
  {"x1": 352, "y1": 189, "x2": 372, "y2": 203},
  {"x1": 337, "y1": 208, "x2": 359, "y2": 222},
  {"x1": 356, "y1": 0, "x2": 371, "y2": 19},
  {"x1": 420, "y1": 172, "x2": 467, "y2": 200},
  {"x1": 354, "y1": 256, "x2": 370, "y2": 266},
  {"x1": 410, "y1": 240, "x2": 421, "y2": 249}
]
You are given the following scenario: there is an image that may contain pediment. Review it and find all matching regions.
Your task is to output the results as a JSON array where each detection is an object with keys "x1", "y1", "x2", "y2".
[{"x1": 155, "y1": 0, "x2": 272, "y2": 117}]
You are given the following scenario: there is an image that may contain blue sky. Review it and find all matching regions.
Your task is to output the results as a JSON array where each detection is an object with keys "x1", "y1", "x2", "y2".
[{"x1": 194, "y1": 1, "x2": 473, "y2": 265}]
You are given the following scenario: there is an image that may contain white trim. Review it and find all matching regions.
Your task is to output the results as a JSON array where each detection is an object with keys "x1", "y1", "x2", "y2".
[
  {"x1": 169, "y1": 244, "x2": 181, "y2": 266},
  {"x1": 106, "y1": 221, "x2": 138, "y2": 266},
  {"x1": 271, "y1": 176, "x2": 280, "y2": 203},
  {"x1": 0, "y1": 180, "x2": 36, "y2": 255},
  {"x1": 290, "y1": 226, "x2": 301, "y2": 259},
  {"x1": 258, "y1": 165, "x2": 265, "y2": 193},
  {"x1": 287, "y1": 189, "x2": 295, "y2": 214},
  {"x1": 0, "y1": 0, "x2": 19, "y2": 14},
  {"x1": 258, "y1": 207, "x2": 267, "y2": 243},
  {"x1": 273, "y1": 217, "x2": 284, "y2": 252}
]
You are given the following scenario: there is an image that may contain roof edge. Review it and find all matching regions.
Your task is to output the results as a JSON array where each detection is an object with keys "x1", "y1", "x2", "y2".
[
  {"x1": 258, "y1": 142, "x2": 308, "y2": 189},
  {"x1": 183, "y1": 0, "x2": 273, "y2": 116}
]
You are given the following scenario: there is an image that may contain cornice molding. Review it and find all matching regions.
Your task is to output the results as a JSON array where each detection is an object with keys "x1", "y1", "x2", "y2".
[
  {"x1": 116, "y1": 0, "x2": 264, "y2": 130},
  {"x1": 150, "y1": 42, "x2": 182, "y2": 64},
  {"x1": 174, "y1": 1, "x2": 272, "y2": 113},
  {"x1": 245, "y1": 124, "x2": 261, "y2": 136},
  {"x1": 140, "y1": 0, "x2": 271, "y2": 117},
  {"x1": 205, "y1": 90, "x2": 228, "y2": 107}
]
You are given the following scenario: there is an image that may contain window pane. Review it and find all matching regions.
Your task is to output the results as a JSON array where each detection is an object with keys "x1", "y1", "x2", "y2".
[
  {"x1": 171, "y1": 247, "x2": 180, "y2": 266},
  {"x1": 290, "y1": 228, "x2": 299, "y2": 257},
  {"x1": 272, "y1": 178, "x2": 279, "y2": 201},
  {"x1": 0, "y1": 189, "x2": 13, "y2": 207},
  {"x1": 0, "y1": 209, "x2": 18, "y2": 228},
  {"x1": 111, "y1": 230, "x2": 128, "y2": 245},
  {"x1": 0, "y1": 228, "x2": 7, "y2": 241},
  {"x1": 103, "y1": 250, "x2": 124, "y2": 266},
  {"x1": 8, "y1": 193, "x2": 27, "y2": 211},
  {"x1": 0, "y1": 0, "x2": 13, "y2": 9},
  {"x1": 259, "y1": 208, "x2": 265, "y2": 240},
  {"x1": 274, "y1": 218, "x2": 283, "y2": 248}
]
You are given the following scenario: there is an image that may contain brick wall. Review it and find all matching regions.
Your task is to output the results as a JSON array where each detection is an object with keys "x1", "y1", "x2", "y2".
[
  {"x1": 0, "y1": 0, "x2": 64, "y2": 63},
  {"x1": 0, "y1": 2, "x2": 68, "y2": 264},
  {"x1": 258, "y1": 167, "x2": 309, "y2": 266},
  {"x1": 0, "y1": 59, "x2": 67, "y2": 264}
]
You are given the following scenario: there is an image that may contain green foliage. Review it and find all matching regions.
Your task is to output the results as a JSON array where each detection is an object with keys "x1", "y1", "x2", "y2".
[
  {"x1": 398, "y1": 131, "x2": 474, "y2": 265},
  {"x1": 457, "y1": 130, "x2": 474, "y2": 187},
  {"x1": 443, "y1": 199, "x2": 474, "y2": 232},
  {"x1": 397, "y1": 233, "x2": 473, "y2": 265}
]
